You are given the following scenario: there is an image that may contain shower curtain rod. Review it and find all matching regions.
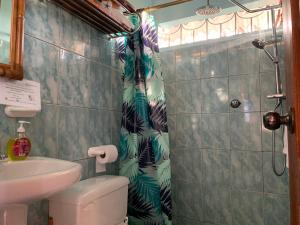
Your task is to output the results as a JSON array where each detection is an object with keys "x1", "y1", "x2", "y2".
[
  {"x1": 136, "y1": 0, "x2": 192, "y2": 13},
  {"x1": 110, "y1": 0, "x2": 192, "y2": 38},
  {"x1": 135, "y1": 0, "x2": 282, "y2": 14},
  {"x1": 228, "y1": 0, "x2": 282, "y2": 13}
]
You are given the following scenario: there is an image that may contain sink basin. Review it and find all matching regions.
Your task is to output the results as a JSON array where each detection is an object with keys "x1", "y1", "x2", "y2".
[{"x1": 0, "y1": 157, "x2": 82, "y2": 206}]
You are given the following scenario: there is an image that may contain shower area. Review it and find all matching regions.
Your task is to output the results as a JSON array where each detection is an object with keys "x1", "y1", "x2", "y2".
[{"x1": 124, "y1": 0, "x2": 290, "y2": 224}]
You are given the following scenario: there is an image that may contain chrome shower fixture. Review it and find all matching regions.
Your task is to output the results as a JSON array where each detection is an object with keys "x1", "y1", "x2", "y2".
[
  {"x1": 252, "y1": 39, "x2": 266, "y2": 49},
  {"x1": 196, "y1": 0, "x2": 222, "y2": 16},
  {"x1": 252, "y1": 39, "x2": 278, "y2": 63},
  {"x1": 252, "y1": 39, "x2": 280, "y2": 49}
]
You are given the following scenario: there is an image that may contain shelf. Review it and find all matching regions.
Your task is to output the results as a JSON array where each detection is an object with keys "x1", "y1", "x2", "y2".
[{"x1": 52, "y1": 0, "x2": 136, "y2": 37}]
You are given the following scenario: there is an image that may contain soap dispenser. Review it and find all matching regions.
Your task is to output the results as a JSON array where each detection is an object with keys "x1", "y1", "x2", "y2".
[{"x1": 6, "y1": 121, "x2": 32, "y2": 161}]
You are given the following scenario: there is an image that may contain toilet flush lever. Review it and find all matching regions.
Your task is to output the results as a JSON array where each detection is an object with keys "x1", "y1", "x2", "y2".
[{"x1": 263, "y1": 107, "x2": 295, "y2": 133}]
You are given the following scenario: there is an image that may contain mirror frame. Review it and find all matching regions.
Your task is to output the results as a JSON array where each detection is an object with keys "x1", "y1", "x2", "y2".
[{"x1": 0, "y1": 0, "x2": 25, "y2": 80}]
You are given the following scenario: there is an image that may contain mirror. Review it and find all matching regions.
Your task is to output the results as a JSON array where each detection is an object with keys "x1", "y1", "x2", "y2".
[
  {"x1": 0, "y1": 0, "x2": 12, "y2": 64},
  {"x1": 0, "y1": 0, "x2": 25, "y2": 80}
]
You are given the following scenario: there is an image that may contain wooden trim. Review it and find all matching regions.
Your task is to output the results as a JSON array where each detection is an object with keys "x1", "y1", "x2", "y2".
[
  {"x1": 282, "y1": 0, "x2": 300, "y2": 224},
  {"x1": 52, "y1": 0, "x2": 135, "y2": 37},
  {"x1": 0, "y1": 0, "x2": 25, "y2": 80}
]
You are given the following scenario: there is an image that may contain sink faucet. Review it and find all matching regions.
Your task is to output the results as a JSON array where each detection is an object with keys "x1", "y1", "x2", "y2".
[{"x1": 0, "y1": 154, "x2": 8, "y2": 160}]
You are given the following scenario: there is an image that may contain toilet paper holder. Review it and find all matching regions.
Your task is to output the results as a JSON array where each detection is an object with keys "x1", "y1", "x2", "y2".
[{"x1": 87, "y1": 145, "x2": 119, "y2": 173}]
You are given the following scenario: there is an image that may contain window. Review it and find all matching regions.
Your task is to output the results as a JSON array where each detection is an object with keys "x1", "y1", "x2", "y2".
[{"x1": 158, "y1": 7, "x2": 283, "y2": 48}]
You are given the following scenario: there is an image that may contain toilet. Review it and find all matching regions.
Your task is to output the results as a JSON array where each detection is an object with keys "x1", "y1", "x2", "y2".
[{"x1": 49, "y1": 175, "x2": 129, "y2": 225}]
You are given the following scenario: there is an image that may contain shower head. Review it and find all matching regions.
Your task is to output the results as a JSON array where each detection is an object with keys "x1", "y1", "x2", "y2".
[
  {"x1": 196, "y1": 0, "x2": 222, "y2": 16},
  {"x1": 252, "y1": 38, "x2": 281, "y2": 49},
  {"x1": 252, "y1": 39, "x2": 265, "y2": 49},
  {"x1": 252, "y1": 39, "x2": 277, "y2": 62}
]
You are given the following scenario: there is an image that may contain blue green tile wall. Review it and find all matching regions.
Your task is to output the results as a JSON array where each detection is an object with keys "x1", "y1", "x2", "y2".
[
  {"x1": 0, "y1": 0, "x2": 122, "y2": 224},
  {"x1": 162, "y1": 30, "x2": 290, "y2": 225}
]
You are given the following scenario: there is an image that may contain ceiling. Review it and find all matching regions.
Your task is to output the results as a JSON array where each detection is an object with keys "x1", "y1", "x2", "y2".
[{"x1": 127, "y1": 0, "x2": 278, "y2": 25}]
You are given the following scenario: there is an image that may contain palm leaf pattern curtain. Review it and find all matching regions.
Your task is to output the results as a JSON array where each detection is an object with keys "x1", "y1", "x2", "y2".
[{"x1": 116, "y1": 13, "x2": 172, "y2": 225}]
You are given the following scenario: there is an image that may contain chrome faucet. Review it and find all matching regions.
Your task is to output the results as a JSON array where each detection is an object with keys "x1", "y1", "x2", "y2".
[{"x1": 0, "y1": 154, "x2": 8, "y2": 160}]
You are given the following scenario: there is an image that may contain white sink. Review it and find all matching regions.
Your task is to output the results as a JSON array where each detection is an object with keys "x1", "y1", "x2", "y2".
[{"x1": 0, "y1": 157, "x2": 82, "y2": 225}]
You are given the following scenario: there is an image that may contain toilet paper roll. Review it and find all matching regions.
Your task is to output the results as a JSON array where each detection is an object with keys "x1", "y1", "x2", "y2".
[{"x1": 88, "y1": 145, "x2": 118, "y2": 164}]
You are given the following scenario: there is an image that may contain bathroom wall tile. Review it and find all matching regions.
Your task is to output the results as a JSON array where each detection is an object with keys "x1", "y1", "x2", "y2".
[
  {"x1": 171, "y1": 179, "x2": 178, "y2": 218},
  {"x1": 89, "y1": 38, "x2": 112, "y2": 66},
  {"x1": 173, "y1": 216, "x2": 201, "y2": 225},
  {"x1": 176, "y1": 80, "x2": 201, "y2": 113},
  {"x1": 111, "y1": 70, "x2": 123, "y2": 111},
  {"x1": 77, "y1": 157, "x2": 96, "y2": 180},
  {"x1": 24, "y1": 35, "x2": 59, "y2": 104},
  {"x1": 174, "y1": 180, "x2": 203, "y2": 221},
  {"x1": 0, "y1": 106, "x2": 16, "y2": 154},
  {"x1": 59, "y1": 10, "x2": 90, "y2": 56},
  {"x1": 111, "y1": 111, "x2": 122, "y2": 147},
  {"x1": 58, "y1": 106, "x2": 89, "y2": 161},
  {"x1": 27, "y1": 200, "x2": 49, "y2": 225},
  {"x1": 176, "y1": 47, "x2": 201, "y2": 81},
  {"x1": 201, "y1": 78, "x2": 229, "y2": 113},
  {"x1": 263, "y1": 152, "x2": 289, "y2": 194},
  {"x1": 200, "y1": 223, "x2": 218, "y2": 225},
  {"x1": 231, "y1": 151, "x2": 263, "y2": 192},
  {"x1": 229, "y1": 75, "x2": 260, "y2": 112},
  {"x1": 25, "y1": 0, "x2": 60, "y2": 44},
  {"x1": 167, "y1": 115, "x2": 176, "y2": 150},
  {"x1": 175, "y1": 114, "x2": 201, "y2": 148},
  {"x1": 106, "y1": 162, "x2": 119, "y2": 176},
  {"x1": 170, "y1": 152, "x2": 178, "y2": 181},
  {"x1": 171, "y1": 148, "x2": 202, "y2": 182},
  {"x1": 102, "y1": 39, "x2": 113, "y2": 66},
  {"x1": 76, "y1": 158, "x2": 89, "y2": 180},
  {"x1": 89, "y1": 62, "x2": 112, "y2": 109},
  {"x1": 203, "y1": 150, "x2": 231, "y2": 188},
  {"x1": 89, "y1": 109, "x2": 111, "y2": 147},
  {"x1": 58, "y1": 50, "x2": 90, "y2": 107},
  {"x1": 88, "y1": 27, "x2": 110, "y2": 63},
  {"x1": 228, "y1": 43, "x2": 259, "y2": 76},
  {"x1": 165, "y1": 83, "x2": 177, "y2": 115},
  {"x1": 200, "y1": 113, "x2": 230, "y2": 150},
  {"x1": 203, "y1": 186, "x2": 231, "y2": 225},
  {"x1": 231, "y1": 190, "x2": 264, "y2": 225},
  {"x1": 87, "y1": 157, "x2": 96, "y2": 178},
  {"x1": 160, "y1": 50, "x2": 176, "y2": 83},
  {"x1": 200, "y1": 43, "x2": 228, "y2": 78},
  {"x1": 26, "y1": 104, "x2": 58, "y2": 158},
  {"x1": 264, "y1": 193, "x2": 290, "y2": 225},
  {"x1": 230, "y1": 112, "x2": 261, "y2": 151}
]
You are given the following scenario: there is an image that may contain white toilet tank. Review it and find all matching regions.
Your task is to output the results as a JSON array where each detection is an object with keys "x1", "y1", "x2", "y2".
[{"x1": 49, "y1": 176, "x2": 129, "y2": 225}]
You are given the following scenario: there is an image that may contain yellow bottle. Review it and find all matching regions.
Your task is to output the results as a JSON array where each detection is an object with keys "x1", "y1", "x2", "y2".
[{"x1": 6, "y1": 121, "x2": 31, "y2": 161}]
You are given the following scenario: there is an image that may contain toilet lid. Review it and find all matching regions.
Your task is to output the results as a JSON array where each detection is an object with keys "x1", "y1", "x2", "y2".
[{"x1": 49, "y1": 175, "x2": 129, "y2": 206}]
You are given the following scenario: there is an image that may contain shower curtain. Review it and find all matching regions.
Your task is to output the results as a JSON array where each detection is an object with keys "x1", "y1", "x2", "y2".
[{"x1": 116, "y1": 13, "x2": 172, "y2": 225}]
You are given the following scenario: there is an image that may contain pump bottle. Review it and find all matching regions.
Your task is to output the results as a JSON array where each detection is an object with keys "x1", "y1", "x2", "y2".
[{"x1": 6, "y1": 121, "x2": 31, "y2": 161}]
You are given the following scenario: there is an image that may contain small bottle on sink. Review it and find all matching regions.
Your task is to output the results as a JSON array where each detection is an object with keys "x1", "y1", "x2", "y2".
[{"x1": 6, "y1": 121, "x2": 31, "y2": 161}]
